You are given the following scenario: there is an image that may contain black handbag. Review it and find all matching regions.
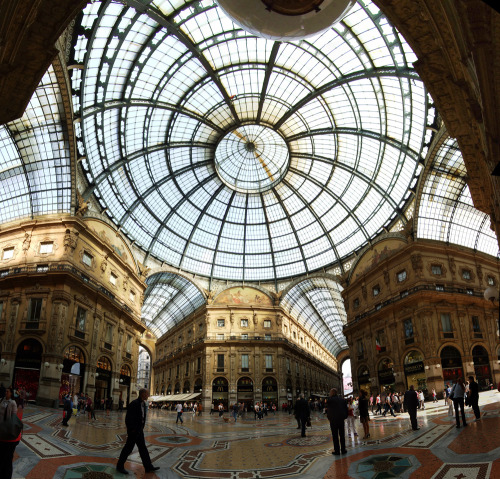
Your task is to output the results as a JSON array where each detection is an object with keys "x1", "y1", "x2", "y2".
[{"x1": 0, "y1": 401, "x2": 23, "y2": 441}]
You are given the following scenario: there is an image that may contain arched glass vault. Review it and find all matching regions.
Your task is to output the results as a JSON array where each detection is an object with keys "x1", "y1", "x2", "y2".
[{"x1": 72, "y1": 0, "x2": 432, "y2": 283}]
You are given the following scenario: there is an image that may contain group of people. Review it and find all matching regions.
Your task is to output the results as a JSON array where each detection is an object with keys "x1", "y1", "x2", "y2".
[{"x1": 444, "y1": 376, "x2": 481, "y2": 427}]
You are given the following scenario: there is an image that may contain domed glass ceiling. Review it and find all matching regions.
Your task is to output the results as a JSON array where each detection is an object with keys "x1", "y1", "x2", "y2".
[{"x1": 73, "y1": 0, "x2": 431, "y2": 282}]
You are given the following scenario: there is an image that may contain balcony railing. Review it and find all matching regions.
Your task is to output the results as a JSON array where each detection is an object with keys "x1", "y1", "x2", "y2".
[{"x1": 0, "y1": 262, "x2": 136, "y2": 317}]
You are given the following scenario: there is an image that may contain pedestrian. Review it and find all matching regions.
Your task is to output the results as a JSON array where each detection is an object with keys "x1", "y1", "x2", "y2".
[
  {"x1": 346, "y1": 397, "x2": 358, "y2": 436},
  {"x1": 358, "y1": 390, "x2": 370, "y2": 439},
  {"x1": 218, "y1": 402, "x2": 224, "y2": 418},
  {"x1": 403, "y1": 385, "x2": 419, "y2": 431},
  {"x1": 432, "y1": 388, "x2": 437, "y2": 403},
  {"x1": 326, "y1": 388, "x2": 348, "y2": 455},
  {"x1": 62, "y1": 394, "x2": 73, "y2": 426},
  {"x1": 197, "y1": 402, "x2": 203, "y2": 416},
  {"x1": 232, "y1": 402, "x2": 239, "y2": 422},
  {"x1": 210, "y1": 402, "x2": 214, "y2": 415},
  {"x1": 382, "y1": 395, "x2": 395, "y2": 417},
  {"x1": 106, "y1": 396, "x2": 113, "y2": 417},
  {"x1": 294, "y1": 394, "x2": 310, "y2": 437},
  {"x1": 450, "y1": 378, "x2": 467, "y2": 428},
  {"x1": 116, "y1": 389, "x2": 159, "y2": 475},
  {"x1": 467, "y1": 375, "x2": 480, "y2": 420},
  {"x1": 175, "y1": 402, "x2": 183, "y2": 424},
  {"x1": 0, "y1": 387, "x2": 23, "y2": 479},
  {"x1": 418, "y1": 390, "x2": 425, "y2": 409},
  {"x1": 375, "y1": 394, "x2": 382, "y2": 415}
]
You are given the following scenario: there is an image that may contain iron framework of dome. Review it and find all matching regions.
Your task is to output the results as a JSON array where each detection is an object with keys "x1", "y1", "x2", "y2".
[{"x1": 72, "y1": 0, "x2": 433, "y2": 283}]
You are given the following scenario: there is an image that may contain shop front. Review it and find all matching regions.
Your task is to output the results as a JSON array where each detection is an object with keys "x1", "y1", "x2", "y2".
[
  {"x1": 212, "y1": 377, "x2": 228, "y2": 410},
  {"x1": 404, "y1": 350, "x2": 427, "y2": 391},
  {"x1": 357, "y1": 365, "x2": 371, "y2": 394},
  {"x1": 95, "y1": 356, "x2": 112, "y2": 409},
  {"x1": 378, "y1": 358, "x2": 395, "y2": 393},
  {"x1": 472, "y1": 345, "x2": 492, "y2": 390},
  {"x1": 440, "y1": 346, "x2": 463, "y2": 388},
  {"x1": 262, "y1": 377, "x2": 278, "y2": 405},
  {"x1": 13, "y1": 339, "x2": 42, "y2": 402},
  {"x1": 59, "y1": 345, "x2": 86, "y2": 404},
  {"x1": 237, "y1": 377, "x2": 253, "y2": 407}
]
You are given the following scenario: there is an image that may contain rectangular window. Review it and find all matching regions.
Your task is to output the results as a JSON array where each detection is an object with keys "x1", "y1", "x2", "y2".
[
  {"x1": 265, "y1": 355, "x2": 273, "y2": 370},
  {"x1": 397, "y1": 270, "x2": 407, "y2": 282},
  {"x1": 293, "y1": 331, "x2": 296, "y2": 339},
  {"x1": 176, "y1": 364, "x2": 180, "y2": 377},
  {"x1": 126, "y1": 335, "x2": 132, "y2": 353},
  {"x1": 110, "y1": 272, "x2": 117, "y2": 285},
  {"x1": 357, "y1": 339, "x2": 364, "y2": 358},
  {"x1": 404, "y1": 318, "x2": 414, "y2": 338},
  {"x1": 436, "y1": 284, "x2": 444, "y2": 291},
  {"x1": 217, "y1": 354, "x2": 224, "y2": 371},
  {"x1": 462, "y1": 269, "x2": 471, "y2": 280},
  {"x1": 472, "y1": 316, "x2": 482, "y2": 338},
  {"x1": 264, "y1": 320, "x2": 271, "y2": 328},
  {"x1": 105, "y1": 323, "x2": 113, "y2": 343},
  {"x1": 185, "y1": 362, "x2": 189, "y2": 375},
  {"x1": 353, "y1": 298, "x2": 360, "y2": 309},
  {"x1": 241, "y1": 333, "x2": 248, "y2": 340},
  {"x1": 487, "y1": 276, "x2": 495, "y2": 286},
  {"x1": 29, "y1": 298, "x2": 43, "y2": 323},
  {"x1": 39, "y1": 242, "x2": 53, "y2": 254},
  {"x1": 466, "y1": 289, "x2": 474, "y2": 295},
  {"x1": 265, "y1": 334, "x2": 271, "y2": 340},
  {"x1": 2, "y1": 247, "x2": 14, "y2": 260},
  {"x1": 129, "y1": 290, "x2": 135, "y2": 302},
  {"x1": 178, "y1": 335, "x2": 182, "y2": 344},
  {"x1": 217, "y1": 319, "x2": 225, "y2": 327},
  {"x1": 240, "y1": 319, "x2": 248, "y2": 328},
  {"x1": 216, "y1": 333, "x2": 224, "y2": 340},
  {"x1": 372, "y1": 285, "x2": 380, "y2": 296},
  {"x1": 431, "y1": 265, "x2": 442, "y2": 275},
  {"x1": 296, "y1": 361, "x2": 299, "y2": 375},
  {"x1": 286, "y1": 357, "x2": 291, "y2": 373},
  {"x1": 36, "y1": 264, "x2": 49, "y2": 273},
  {"x1": 76, "y1": 306, "x2": 87, "y2": 334},
  {"x1": 82, "y1": 251, "x2": 93, "y2": 266},
  {"x1": 197, "y1": 357, "x2": 201, "y2": 372},
  {"x1": 441, "y1": 313, "x2": 453, "y2": 337},
  {"x1": 241, "y1": 354, "x2": 249, "y2": 371}
]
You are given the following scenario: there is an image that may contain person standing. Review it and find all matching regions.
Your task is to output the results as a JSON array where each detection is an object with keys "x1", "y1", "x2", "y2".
[
  {"x1": 294, "y1": 394, "x2": 310, "y2": 437},
  {"x1": 0, "y1": 387, "x2": 22, "y2": 479},
  {"x1": 467, "y1": 376, "x2": 480, "y2": 420},
  {"x1": 175, "y1": 402, "x2": 183, "y2": 424},
  {"x1": 62, "y1": 394, "x2": 73, "y2": 426},
  {"x1": 403, "y1": 385, "x2": 419, "y2": 431},
  {"x1": 116, "y1": 389, "x2": 159, "y2": 475},
  {"x1": 451, "y1": 378, "x2": 467, "y2": 428},
  {"x1": 375, "y1": 394, "x2": 382, "y2": 415},
  {"x1": 326, "y1": 388, "x2": 348, "y2": 455},
  {"x1": 345, "y1": 398, "x2": 357, "y2": 436},
  {"x1": 358, "y1": 390, "x2": 370, "y2": 439}
]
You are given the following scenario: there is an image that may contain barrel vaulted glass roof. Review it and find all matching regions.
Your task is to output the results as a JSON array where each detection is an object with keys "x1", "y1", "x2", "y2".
[
  {"x1": 142, "y1": 272, "x2": 206, "y2": 338},
  {"x1": 0, "y1": 66, "x2": 71, "y2": 224},
  {"x1": 417, "y1": 136, "x2": 499, "y2": 257},
  {"x1": 72, "y1": 0, "x2": 432, "y2": 283},
  {"x1": 282, "y1": 277, "x2": 347, "y2": 356}
]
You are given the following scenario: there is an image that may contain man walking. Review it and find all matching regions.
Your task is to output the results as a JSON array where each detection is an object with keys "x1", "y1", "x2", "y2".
[
  {"x1": 325, "y1": 388, "x2": 348, "y2": 455},
  {"x1": 403, "y1": 385, "x2": 419, "y2": 431},
  {"x1": 116, "y1": 389, "x2": 159, "y2": 475},
  {"x1": 175, "y1": 402, "x2": 184, "y2": 424},
  {"x1": 294, "y1": 394, "x2": 310, "y2": 437},
  {"x1": 62, "y1": 394, "x2": 73, "y2": 426},
  {"x1": 467, "y1": 375, "x2": 480, "y2": 420}
]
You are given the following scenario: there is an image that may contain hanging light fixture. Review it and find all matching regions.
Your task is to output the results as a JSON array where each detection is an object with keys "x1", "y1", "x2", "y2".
[{"x1": 216, "y1": 0, "x2": 355, "y2": 41}]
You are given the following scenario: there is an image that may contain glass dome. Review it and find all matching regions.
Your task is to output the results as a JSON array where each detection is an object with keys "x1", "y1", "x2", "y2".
[{"x1": 72, "y1": 0, "x2": 431, "y2": 282}]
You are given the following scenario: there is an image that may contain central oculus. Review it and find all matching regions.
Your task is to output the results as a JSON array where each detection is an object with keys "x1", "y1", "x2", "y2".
[{"x1": 214, "y1": 124, "x2": 289, "y2": 193}]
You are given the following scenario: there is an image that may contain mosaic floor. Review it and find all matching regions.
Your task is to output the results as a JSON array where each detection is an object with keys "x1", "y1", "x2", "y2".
[{"x1": 12, "y1": 390, "x2": 500, "y2": 479}]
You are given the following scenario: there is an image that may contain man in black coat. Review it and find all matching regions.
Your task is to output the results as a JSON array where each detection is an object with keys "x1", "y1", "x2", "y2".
[
  {"x1": 116, "y1": 389, "x2": 159, "y2": 475},
  {"x1": 294, "y1": 394, "x2": 310, "y2": 437},
  {"x1": 326, "y1": 388, "x2": 348, "y2": 455},
  {"x1": 467, "y1": 375, "x2": 480, "y2": 420},
  {"x1": 403, "y1": 385, "x2": 419, "y2": 430},
  {"x1": 62, "y1": 394, "x2": 73, "y2": 426}
]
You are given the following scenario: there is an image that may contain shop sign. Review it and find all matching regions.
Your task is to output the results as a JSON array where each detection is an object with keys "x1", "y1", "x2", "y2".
[{"x1": 404, "y1": 361, "x2": 425, "y2": 375}]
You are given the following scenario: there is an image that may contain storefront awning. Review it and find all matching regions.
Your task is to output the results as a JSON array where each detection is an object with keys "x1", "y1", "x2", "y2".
[{"x1": 149, "y1": 392, "x2": 201, "y2": 402}]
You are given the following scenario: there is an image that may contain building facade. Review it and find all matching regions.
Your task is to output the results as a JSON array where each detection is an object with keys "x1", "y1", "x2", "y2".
[
  {"x1": 153, "y1": 286, "x2": 340, "y2": 410},
  {"x1": 342, "y1": 235, "x2": 500, "y2": 397},
  {"x1": 0, "y1": 216, "x2": 147, "y2": 407}
]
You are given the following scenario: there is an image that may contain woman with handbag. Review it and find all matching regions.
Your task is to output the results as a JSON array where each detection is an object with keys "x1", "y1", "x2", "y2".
[{"x1": 0, "y1": 387, "x2": 23, "y2": 479}]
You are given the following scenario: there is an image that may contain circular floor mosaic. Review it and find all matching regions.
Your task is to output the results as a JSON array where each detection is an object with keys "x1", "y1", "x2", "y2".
[
  {"x1": 286, "y1": 435, "x2": 331, "y2": 447},
  {"x1": 355, "y1": 455, "x2": 414, "y2": 478},
  {"x1": 63, "y1": 465, "x2": 115, "y2": 479},
  {"x1": 157, "y1": 435, "x2": 191, "y2": 444}
]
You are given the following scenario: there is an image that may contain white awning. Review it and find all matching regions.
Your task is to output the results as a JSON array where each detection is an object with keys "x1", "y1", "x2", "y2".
[{"x1": 149, "y1": 392, "x2": 201, "y2": 402}]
